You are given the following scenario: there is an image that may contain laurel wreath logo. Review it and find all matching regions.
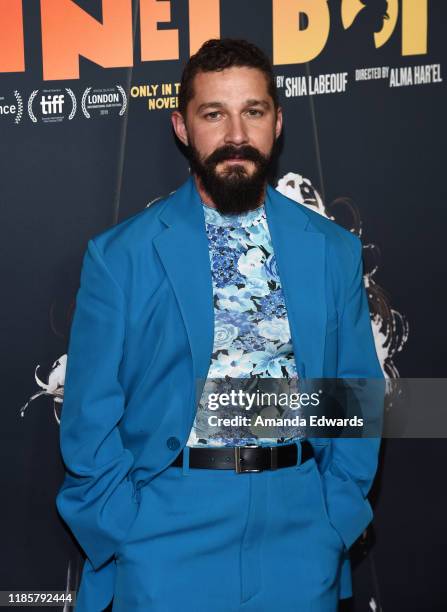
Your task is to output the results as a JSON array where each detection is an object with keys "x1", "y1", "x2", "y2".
[
  {"x1": 117, "y1": 85, "x2": 127, "y2": 116},
  {"x1": 27, "y1": 90, "x2": 38, "y2": 123},
  {"x1": 65, "y1": 88, "x2": 77, "y2": 120},
  {"x1": 14, "y1": 90, "x2": 23, "y2": 124},
  {"x1": 81, "y1": 87, "x2": 91, "y2": 119}
]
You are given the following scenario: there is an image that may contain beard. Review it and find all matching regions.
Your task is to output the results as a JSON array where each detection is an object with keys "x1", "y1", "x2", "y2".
[{"x1": 187, "y1": 139, "x2": 275, "y2": 215}]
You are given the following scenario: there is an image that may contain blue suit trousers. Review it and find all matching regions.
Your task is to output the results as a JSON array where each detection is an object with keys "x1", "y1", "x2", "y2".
[{"x1": 105, "y1": 446, "x2": 345, "y2": 612}]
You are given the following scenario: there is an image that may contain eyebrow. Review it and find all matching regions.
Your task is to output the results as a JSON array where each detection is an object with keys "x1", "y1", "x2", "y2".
[{"x1": 196, "y1": 99, "x2": 271, "y2": 113}]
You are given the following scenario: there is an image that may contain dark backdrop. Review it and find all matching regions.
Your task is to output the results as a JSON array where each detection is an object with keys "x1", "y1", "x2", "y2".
[{"x1": 1, "y1": 1, "x2": 446, "y2": 610}]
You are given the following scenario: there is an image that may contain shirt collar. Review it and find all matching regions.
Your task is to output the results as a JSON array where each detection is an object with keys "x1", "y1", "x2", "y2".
[{"x1": 201, "y1": 201, "x2": 266, "y2": 228}]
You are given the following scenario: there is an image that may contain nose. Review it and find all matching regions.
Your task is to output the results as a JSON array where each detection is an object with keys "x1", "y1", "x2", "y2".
[{"x1": 223, "y1": 114, "x2": 249, "y2": 147}]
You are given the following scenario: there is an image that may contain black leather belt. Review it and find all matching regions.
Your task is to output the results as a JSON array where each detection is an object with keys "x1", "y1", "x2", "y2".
[{"x1": 170, "y1": 440, "x2": 314, "y2": 473}]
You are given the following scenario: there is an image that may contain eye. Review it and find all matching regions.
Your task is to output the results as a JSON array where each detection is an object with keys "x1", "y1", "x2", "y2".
[
  {"x1": 246, "y1": 109, "x2": 264, "y2": 117},
  {"x1": 204, "y1": 111, "x2": 222, "y2": 120}
]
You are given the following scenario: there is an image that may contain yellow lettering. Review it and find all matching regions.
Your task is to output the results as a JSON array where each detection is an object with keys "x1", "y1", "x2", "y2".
[{"x1": 273, "y1": 0, "x2": 330, "y2": 65}]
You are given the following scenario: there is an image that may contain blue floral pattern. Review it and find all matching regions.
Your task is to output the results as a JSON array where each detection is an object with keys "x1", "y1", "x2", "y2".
[{"x1": 186, "y1": 202, "x2": 302, "y2": 447}]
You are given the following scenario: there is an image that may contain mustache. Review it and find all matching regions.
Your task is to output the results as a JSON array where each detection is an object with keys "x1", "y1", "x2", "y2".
[{"x1": 204, "y1": 145, "x2": 268, "y2": 167}]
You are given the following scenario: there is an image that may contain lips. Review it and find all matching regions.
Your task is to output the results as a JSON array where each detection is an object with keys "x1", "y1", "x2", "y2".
[{"x1": 223, "y1": 157, "x2": 251, "y2": 162}]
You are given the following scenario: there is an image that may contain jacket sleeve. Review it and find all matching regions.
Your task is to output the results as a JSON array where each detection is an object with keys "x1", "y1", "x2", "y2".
[
  {"x1": 55, "y1": 238, "x2": 139, "y2": 571},
  {"x1": 321, "y1": 234, "x2": 385, "y2": 550}
]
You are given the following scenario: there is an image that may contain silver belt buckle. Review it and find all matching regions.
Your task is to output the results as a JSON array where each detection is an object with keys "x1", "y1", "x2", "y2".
[{"x1": 235, "y1": 444, "x2": 277, "y2": 473}]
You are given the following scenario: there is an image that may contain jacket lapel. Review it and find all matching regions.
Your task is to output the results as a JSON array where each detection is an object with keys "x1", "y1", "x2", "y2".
[
  {"x1": 153, "y1": 176, "x2": 214, "y2": 384},
  {"x1": 153, "y1": 176, "x2": 327, "y2": 389},
  {"x1": 265, "y1": 184, "x2": 327, "y2": 378}
]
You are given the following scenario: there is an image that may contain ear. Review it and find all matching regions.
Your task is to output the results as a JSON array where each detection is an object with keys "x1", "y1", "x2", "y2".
[
  {"x1": 171, "y1": 111, "x2": 189, "y2": 147},
  {"x1": 275, "y1": 106, "x2": 283, "y2": 140}
]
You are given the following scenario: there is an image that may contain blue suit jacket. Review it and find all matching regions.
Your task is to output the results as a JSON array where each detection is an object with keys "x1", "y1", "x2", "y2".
[{"x1": 56, "y1": 175, "x2": 383, "y2": 604}]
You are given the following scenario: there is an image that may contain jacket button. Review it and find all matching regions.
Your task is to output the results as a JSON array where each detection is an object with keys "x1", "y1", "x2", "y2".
[{"x1": 167, "y1": 436, "x2": 180, "y2": 450}]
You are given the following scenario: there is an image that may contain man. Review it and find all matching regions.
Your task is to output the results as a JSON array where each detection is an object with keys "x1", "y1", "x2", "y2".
[{"x1": 56, "y1": 39, "x2": 383, "y2": 611}]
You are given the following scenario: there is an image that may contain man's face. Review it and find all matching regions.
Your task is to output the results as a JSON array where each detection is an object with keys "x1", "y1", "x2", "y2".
[{"x1": 172, "y1": 66, "x2": 282, "y2": 214}]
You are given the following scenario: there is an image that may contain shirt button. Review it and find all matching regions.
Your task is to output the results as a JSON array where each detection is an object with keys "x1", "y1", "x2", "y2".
[{"x1": 166, "y1": 436, "x2": 180, "y2": 450}]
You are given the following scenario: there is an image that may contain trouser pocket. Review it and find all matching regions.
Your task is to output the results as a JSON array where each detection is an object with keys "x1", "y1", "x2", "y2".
[{"x1": 311, "y1": 461, "x2": 346, "y2": 551}]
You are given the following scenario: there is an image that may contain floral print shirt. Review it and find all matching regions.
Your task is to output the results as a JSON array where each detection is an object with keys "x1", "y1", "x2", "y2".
[{"x1": 185, "y1": 202, "x2": 303, "y2": 447}]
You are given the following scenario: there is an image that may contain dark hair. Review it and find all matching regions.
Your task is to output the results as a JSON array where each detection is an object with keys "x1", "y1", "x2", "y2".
[{"x1": 178, "y1": 38, "x2": 279, "y2": 117}]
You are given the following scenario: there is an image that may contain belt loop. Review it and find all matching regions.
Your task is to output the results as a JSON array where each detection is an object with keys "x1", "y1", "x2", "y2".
[
  {"x1": 182, "y1": 446, "x2": 191, "y2": 476},
  {"x1": 294, "y1": 440, "x2": 302, "y2": 469}
]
